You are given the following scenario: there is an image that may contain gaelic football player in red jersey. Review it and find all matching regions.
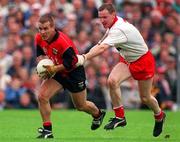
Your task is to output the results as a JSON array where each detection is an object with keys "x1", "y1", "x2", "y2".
[
  {"x1": 77, "y1": 3, "x2": 166, "y2": 137},
  {"x1": 35, "y1": 14, "x2": 105, "y2": 139}
]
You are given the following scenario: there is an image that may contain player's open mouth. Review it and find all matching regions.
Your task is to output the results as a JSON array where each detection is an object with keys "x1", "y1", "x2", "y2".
[{"x1": 42, "y1": 35, "x2": 47, "y2": 39}]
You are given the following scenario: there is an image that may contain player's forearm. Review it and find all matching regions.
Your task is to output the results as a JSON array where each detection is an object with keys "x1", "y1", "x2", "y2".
[
  {"x1": 85, "y1": 44, "x2": 106, "y2": 60},
  {"x1": 76, "y1": 44, "x2": 109, "y2": 67}
]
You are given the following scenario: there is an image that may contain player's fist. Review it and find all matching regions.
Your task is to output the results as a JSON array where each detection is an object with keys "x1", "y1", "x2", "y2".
[
  {"x1": 76, "y1": 54, "x2": 86, "y2": 66},
  {"x1": 41, "y1": 65, "x2": 57, "y2": 79}
]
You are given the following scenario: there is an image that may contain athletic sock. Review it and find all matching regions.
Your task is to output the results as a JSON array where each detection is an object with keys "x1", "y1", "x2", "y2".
[
  {"x1": 154, "y1": 110, "x2": 164, "y2": 121},
  {"x1": 113, "y1": 105, "x2": 125, "y2": 118},
  {"x1": 43, "y1": 121, "x2": 52, "y2": 131}
]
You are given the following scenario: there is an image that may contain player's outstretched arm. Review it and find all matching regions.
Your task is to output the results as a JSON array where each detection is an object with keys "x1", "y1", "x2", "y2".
[
  {"x1": 85, "y1": 43, "x2": 109, "y2": 60},
  {"x1": 76, "y1": 43, "x2": 110, "y2": 67}
]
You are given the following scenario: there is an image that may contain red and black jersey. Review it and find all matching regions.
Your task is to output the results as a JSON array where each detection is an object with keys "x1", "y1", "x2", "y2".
[{"x1": 35, "y1": 30, "x2": 79, "y2": 74}]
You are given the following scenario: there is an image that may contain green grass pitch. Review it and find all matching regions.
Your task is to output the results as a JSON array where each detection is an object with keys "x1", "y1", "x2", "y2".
[{"x1": 0, "y1": 110, "x2": 179, "y2": 142}]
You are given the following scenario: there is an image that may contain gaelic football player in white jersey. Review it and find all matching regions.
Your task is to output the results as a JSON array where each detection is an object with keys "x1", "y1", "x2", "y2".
[{"x1": 76, "y1": 3, "x2": 165, "y2": 137}]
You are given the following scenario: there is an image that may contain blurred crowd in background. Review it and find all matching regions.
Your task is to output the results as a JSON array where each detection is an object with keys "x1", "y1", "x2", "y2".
[{"x1": 0, "y1": 0, "x2": 179, "y2": 111}]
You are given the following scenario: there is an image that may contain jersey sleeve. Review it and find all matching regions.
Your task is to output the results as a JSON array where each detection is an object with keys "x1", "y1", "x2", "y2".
[
  {"x1": 62, "y1": 47, "x2": 78, "y2": 71},
  {"x1": 36, "y1": 45, "x2": 45, "y2": 57},
  {"x1": 102, "y1": 28, "x2": 127, "y2": 46}
]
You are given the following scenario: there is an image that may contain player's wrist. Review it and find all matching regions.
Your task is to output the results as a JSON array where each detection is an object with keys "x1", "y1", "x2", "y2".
[
  {"x1": 52, "y1": 65, "x2": 58, "y2": 72},
  {"x1": 82, "y1": 54, "x2": 87, "y2": 61},
  {"x1": 76, "y1": 55, "x2": 86, "y2": 67}
]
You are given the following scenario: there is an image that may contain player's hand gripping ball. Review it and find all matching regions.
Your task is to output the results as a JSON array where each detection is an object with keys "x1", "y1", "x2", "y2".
[{"x1": 36, "y1": 59, "x2": 56, "y2": 79}]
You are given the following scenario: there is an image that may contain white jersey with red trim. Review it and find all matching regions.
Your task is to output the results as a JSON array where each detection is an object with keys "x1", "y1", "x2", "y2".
[{"x1": 101, "y1": 16, "x2": 148, "y2": 62}]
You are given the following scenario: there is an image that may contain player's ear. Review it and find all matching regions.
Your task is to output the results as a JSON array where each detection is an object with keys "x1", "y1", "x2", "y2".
[{"x1": 112, "y1": 12, "x2": 116, "y2": 17}]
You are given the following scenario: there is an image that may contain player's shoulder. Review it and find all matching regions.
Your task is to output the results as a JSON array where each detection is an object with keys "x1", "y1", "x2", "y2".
[
  {"x1": 58, "y1": 31, "x2": 73, "y2": 43},
  {"x1": 110, "y1": 17, "x2": 126, "y2": 31},
  {"x1": 115, "y1": 17, "x2": 129, "y2": 27},
  {"x1": 58, "y1": 31, "x2": 69, "y2": 39},
  {"x1": 114, "y1": 17, "x2": 136, "y2": 31}
]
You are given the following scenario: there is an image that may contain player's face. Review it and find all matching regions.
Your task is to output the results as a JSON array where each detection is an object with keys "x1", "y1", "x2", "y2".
[
  {"x1": 38, "y1": 21, "x2": 55, "y2": 41},
  {"x1": 98, "y1": 9, "x2": 116, "y2": 28}
]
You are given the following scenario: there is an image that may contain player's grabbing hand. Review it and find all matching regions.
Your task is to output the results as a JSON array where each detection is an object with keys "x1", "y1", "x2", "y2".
[{"x1": 76, "y1": 54, "x2": 86, "y2": 67}]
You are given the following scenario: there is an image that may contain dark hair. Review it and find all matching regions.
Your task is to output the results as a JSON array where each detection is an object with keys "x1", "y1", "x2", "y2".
[
  {"x1": 38, "y1": 14, "x2": 55, "y2": 26},
  {"x1": 98, "y1": 3, "x2": 116, "y2": 14}
]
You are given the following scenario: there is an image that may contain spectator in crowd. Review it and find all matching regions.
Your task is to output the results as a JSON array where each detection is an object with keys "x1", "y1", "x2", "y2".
[
  {"x1": 150, "y1": 32, "x2": 162, "y2": 55},
  {"x1": 150, "y1": 10, "x2": 165, "y2": 34},
  {"x1": 0, "y1": 41, "x2": 13, "y2": 74},
  {"x1": 25, "y1": 13, "x2": 39, "y2": 35},
  {"x1": 5, "y1": 34, "x2": 19, "y2": 54},
  {"x1": 0, "y1": 0, "x2": 9, "y2": 17},
  {"x1": 154, "y1": 66, "x2": 175, "y2": 110},
  {"x1": 121, "y1": 78, "x2": 141, "y2": 109},
  {"x1": 85, "y1": 0, "x2": 99, "y2": 18},
  {"x1": 0, "y1": 23, "x2": 6, "y2": 41},
  {"x1": 81, "y1": 9, "x2": 94, "y2": 33},
  {"x1": 165, "y1": 55, "x2": 177, "y2": 104},
  {"x1": 55, "y1": 8, "x2": 68, "y2": 30},
  {"x1": 56, "y1": 0, "x2": 74, "y2": 15},
  {"x1": 74, "y1": 30, "x2": 91, "y2": 54},
  {"x1": 63, "y1": 13, "x2": 78, "y2": 39},
  {"x1": 98, "y1": 73, "x2": 111, "y2": 109},
  {"x1": 20, "y1": 30, "x2": 35, "y2": 48},
  {"x1": 141, "y1": 1, "x2": 153, "y2": 17},
  {"x1": 7, "y1": 50, "x2": 24, "y2": 78},
  {"x1": 5, "y1": 77, "x2": 26, "y2": 108},
  {"x1": 72, "y1": 0, "x2": 84, "y2": 24},
  {"x1": 173, "y1": 0, "x2": 180, "y2": 13},
  {"x1": 19, "y1": 91, "x2": 36, "y2": 109},
  {"x1": 0, "y1": 65, "x2": 11, "y2": 91},
  {"x1": 21, "y1": 45, "x2": 36, "y2": 74},
  {"x1": 50, "y1": 90, "x2": 70, "y2": 109}
]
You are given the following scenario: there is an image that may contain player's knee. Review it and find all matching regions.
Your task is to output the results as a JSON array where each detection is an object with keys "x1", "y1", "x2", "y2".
[
  {"x1": 107, "y1": 77, "x2": 118, "y2": 88},
  {"x1": 38, "y1": 93, "x2": 48, "y2": 104},
  {"x1": 140, "y1": 96, "x2": 149, "y2": 104}
]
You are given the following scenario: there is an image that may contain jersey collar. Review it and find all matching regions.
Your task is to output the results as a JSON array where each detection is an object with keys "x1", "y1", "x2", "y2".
[
  {"x1": 109, "y1": 16, "x2": 118, "y2": 29},
  {"x1": 47, "y1": 30, "x2": 59, "y2": 44}
]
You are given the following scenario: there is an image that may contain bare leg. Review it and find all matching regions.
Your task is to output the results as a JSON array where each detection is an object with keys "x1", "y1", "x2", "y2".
[
  {"x1": 70, "y1": 89, "x2": 100, "y2": 117},
  {"x1": 71, "y1": 89, "x2": 106, "y2": 130},
  {"x1": 138, "y1": 78, "x2": 161, "y2": 114},
  {"x1": 138, "y1": 78, "x2": 165, "y2": 137},
  {"x1": 108, "y1": 63, "x2": 131, "y2": 107},
  {"x1": 104, "y1": 63, "x2": 131, "y2": 130},
  {"x1": 38, "y1": 79, "x2": 63, "y2": 122}
]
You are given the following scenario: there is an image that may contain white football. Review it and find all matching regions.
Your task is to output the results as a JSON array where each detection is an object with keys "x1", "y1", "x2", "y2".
[{"x1": 36, "y1": 59, "x2": 54, "y2": 78}]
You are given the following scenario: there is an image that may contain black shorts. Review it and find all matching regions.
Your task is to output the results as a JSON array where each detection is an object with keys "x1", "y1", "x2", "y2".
[{"x1": 53, "y1": 66, "x2": 86, "y2": 93}]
